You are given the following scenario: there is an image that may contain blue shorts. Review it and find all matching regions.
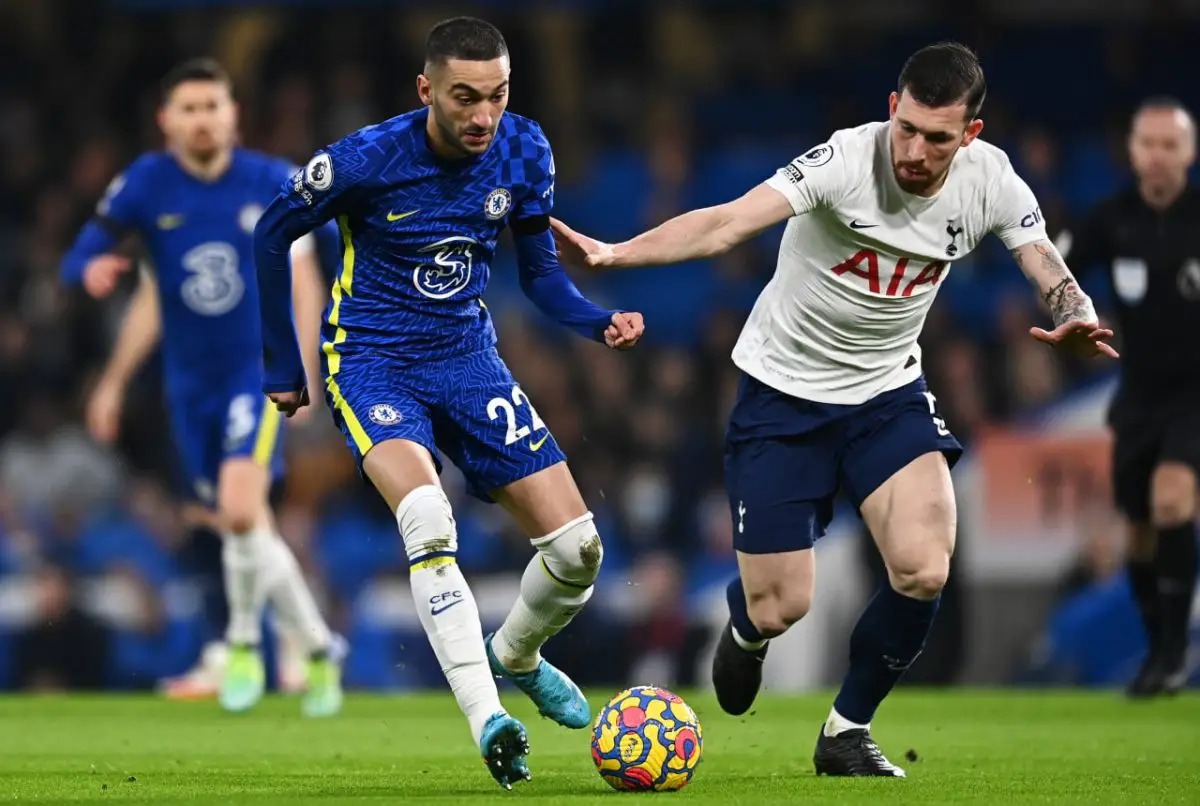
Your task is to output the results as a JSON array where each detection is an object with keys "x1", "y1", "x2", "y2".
[
  {"x1": 168, "y1": 373, "x2": 285, "y2": 506},
  {"x1": 323, "y1": 347, "x2": 567, "y2": 502},
  {"x1": 724, "y1": 373, "x2": 962, "y2": 554}
]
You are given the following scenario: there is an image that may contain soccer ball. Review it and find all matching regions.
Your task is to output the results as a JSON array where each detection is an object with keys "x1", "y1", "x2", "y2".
[{"x1": 590, "y1": 685, "x2": 703, "y2": 792}]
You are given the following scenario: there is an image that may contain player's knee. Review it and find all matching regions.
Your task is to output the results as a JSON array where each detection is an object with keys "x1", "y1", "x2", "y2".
[
  {"x1": 890, "y1": 554, "x2": 950, "y2": 600},
  {"x1": 218, "y1": 499, "x2": 260, "y2": 536},
  {"x1": 535, "y1": 512, "x2": 603, "y2": 588},
  {"x1": 396, "y1": 485, "x2": 458, "y2": 563},
  {"x1": 1150, "y1": 466, "x2": 1197, "y2": 528},
  {"x1": 746, "y1": 588, "x2": 811, "y2": 638}
]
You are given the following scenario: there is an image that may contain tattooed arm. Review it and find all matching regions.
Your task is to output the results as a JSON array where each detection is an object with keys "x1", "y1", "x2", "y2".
[
  {"x1": 1011, "y1": 238, "x2": 1118, "y2": 359},
  {"x1": 1011, "y1": 239, "x2": 1097, "y2": 326}
]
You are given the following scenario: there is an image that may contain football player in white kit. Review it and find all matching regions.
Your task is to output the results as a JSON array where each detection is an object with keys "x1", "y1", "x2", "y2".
[{"x1": 553, "y1": 42, "x2": 1118, "y2": 777}]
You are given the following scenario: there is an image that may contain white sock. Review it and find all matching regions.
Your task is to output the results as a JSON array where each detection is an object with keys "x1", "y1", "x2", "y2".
[
  {"x1": 410, "y1": 556, "x2": 503, "y2": 744},
  {"x1": 824, "y1": 706, "x2": 869, "y2": 737},
  {"x1": 492, "y1": 553, "x2": 590, "y2": 673},
  {"x1": 221, "y1": 527, "x2": 270, "y2": 646},
  {"x1": 731, "y1": 624, "x2": 768, "y2": 652},
  {"x1": 399, "y1": 486, "x2": 504, "y2": 746},
  {"x1": 260, "y1": 532, "x2": 333, "y2": 655}
]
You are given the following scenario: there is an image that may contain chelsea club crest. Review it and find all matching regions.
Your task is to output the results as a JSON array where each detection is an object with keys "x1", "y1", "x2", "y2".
[
  {"x1": 484, "y1": 188, "x2": 512, "y2": 220},
  {"x1": 369, "y1": 404, "x2": 401, "y2": 426}
]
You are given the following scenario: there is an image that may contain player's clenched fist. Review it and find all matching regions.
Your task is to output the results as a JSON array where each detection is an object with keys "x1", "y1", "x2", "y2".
[
  {"x1": 82, "y1": 254, "x2": 132, "y2": 299},
  {"x1": 605, "y1": 312, "x2": 644, "y2": 350},
  {"x1": 268, "y1": 387, "x2": 311, "y2": 418}
]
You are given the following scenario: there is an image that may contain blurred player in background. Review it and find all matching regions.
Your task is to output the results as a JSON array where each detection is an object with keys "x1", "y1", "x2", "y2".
[
  {"x1": 554, "y1": 42, "x2": 1116, "y2": 776},
  {"x1": 61, "y1": 59, "x2": 345, "y2": 717},
  {"x1": 254, "y1": 17, "x2": 643, "y2": 789},
  {"x1": 1055, "y1": 97, "x2": 1200, "y2": 698}
]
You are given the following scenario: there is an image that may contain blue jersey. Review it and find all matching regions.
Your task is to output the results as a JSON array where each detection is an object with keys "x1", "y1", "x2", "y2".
[
  {"x1": 255, "y1": 107, "x2": 615, "y2": 393},
  {"x1": 61, "y1": 148, "x2": 336, "y2": 398}
]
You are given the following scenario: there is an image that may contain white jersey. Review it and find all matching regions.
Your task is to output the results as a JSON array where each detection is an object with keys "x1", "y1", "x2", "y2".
[{"x1": 732, "y1": 121, "x2": 1047, "y2": 405}]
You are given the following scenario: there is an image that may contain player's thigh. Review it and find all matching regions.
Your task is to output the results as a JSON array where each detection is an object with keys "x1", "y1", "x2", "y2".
[
  {"x1": 491, "y1": 463, "x2": 588, "y2": 538},
  {"x1": 843, "y1": 382, "x2": 960, "y2": 589},
  {"x1": 858, "y1": 451, "x2": 956, "y2": 592},
  {"x1": 435, "y1": 350, "x2": 569, "y2": 512},
  {"x1": 323, "y1": 356, "x2": 440, "y2": 512},
  {"x1": 1111, "y1": 417, "x2": 1162, "y2": 525},
  {"x1": 724, "y1": 435, "x2": 835, "y2": 616}
]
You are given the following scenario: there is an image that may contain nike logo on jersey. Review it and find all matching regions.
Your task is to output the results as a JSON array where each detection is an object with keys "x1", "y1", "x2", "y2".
[
  {"x1": 387, "y1": 209, "x2": 420, "y2": 222},
  {"x1": 848, "y1": 219, "x2": 878, "y2": 230},
  {"x1": 529, "y1": 432, "x2": 549, "y2": 452},
  {"x1": 431, "y1": 599, "x2": 465, "y2": 616}
]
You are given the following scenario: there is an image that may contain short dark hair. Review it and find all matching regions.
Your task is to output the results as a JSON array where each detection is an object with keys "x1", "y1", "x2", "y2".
[
  {"x1": 897, "y1": 42, "x2": 987, "y2": 120},
  {"x1": 160, "y1": 58, "x2": 232, "y2": 105},
  {"x1": 424, "y1": 17, "x2": 508, "y2": 68}
]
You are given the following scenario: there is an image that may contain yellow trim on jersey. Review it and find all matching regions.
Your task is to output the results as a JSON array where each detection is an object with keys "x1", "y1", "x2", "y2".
[
  {"x1": 411, "y1": 556, "x2": 456, "y2": 572},
  {"x1": 326, "y1": 377, "x2": 373, "y2": 456},
  {"x1": 322, "y1": 215, "x2": 356, "y2": 377},
  {"x1": 251, "y1": 402, "x2": 282, "y2": 466}
]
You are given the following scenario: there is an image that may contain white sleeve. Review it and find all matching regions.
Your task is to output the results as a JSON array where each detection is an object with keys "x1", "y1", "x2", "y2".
[
  {"x1": 988, "y1": 168, "x2": 1047, "y2": 250},
  {"x1": 764, "y1": 139, "x2": 850, "y2": 217},
  {"x1": 288, "y1": 231, "x2": 316, "y2": 259}
]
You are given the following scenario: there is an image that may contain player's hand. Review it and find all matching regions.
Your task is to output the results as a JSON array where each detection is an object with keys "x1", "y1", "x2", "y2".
[
  {"x1": 551, "y1": 218, "x2": 616, "y2": 269},
  {"x1": 1030, "y1": 320, "x2": 1119, "y2": 359},
  {"x1": 86, "y1": 378, "x2": 124, "y2": 444},
  {"x1": 268, "y1": 388, "x2": 311, "y2": 418},
  {"x1": 604, "y1": 312, "x2": 644, "y2": 350},
  {"x1": 82, "y1": 254, "x2": 132, "y2": 299}
]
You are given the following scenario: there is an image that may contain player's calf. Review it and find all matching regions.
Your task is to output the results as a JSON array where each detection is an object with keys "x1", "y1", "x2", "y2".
[
  {"x1": 395, "y1": 483, "x2": 506, "y2": 744},
  {"x1": 488, "y1": 511, "x2": 600, "y2": 729},
  {"x1": 714, "y1": 550, "x2": 814, "y2": 716}
]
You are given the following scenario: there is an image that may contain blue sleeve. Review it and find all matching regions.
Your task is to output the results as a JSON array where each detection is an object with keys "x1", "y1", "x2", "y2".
[
  {"x1": 516, "y1": 230, "x2": 615, "y2": 342},
  {"x1": 61, "y1": 164, "x2": 147, "y2": 284},
  {"x1": 512, "y1": 126, "x2": 614, "y2": 341},
  {"x1": 254, "y1": 145, "x2": 361, "y2": 393}
]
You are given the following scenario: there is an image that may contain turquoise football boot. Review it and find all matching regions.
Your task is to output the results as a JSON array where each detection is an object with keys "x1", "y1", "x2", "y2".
[
  {"x1": 219, "y1": 644, "x2": 265, "y2": 713},
  {"x1": 479, "y1": 711, "x2": 531, "y2": 790},
  {"x1": 485, "y1": 633, "x2": 591, "y2": 729}
]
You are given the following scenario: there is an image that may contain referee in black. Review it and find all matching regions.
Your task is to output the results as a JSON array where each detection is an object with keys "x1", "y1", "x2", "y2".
[{"x1": 1056, "y1": 96, "x2": 1199, "y2": 697}]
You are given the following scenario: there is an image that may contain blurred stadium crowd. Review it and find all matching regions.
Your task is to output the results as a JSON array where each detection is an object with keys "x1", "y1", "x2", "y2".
[{"x1": 0, "y1": 1, "x2": 1197, "y2": 692}]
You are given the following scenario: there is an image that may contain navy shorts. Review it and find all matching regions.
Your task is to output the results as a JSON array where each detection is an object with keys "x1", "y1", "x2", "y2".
[
  {"x1": 168, "y1": 371, "x2": 285, "y2": 506},
  {"x1": 323, "y1": 347, "x2": 567, "y2": 502},
  {"x1": 724, "y1": 373, "x2": 962, "y2": 554}
]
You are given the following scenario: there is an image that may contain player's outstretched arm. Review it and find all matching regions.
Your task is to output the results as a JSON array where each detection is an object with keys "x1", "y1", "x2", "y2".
[
  {"x1": 289, "y1": 240, "x2": 328, "y2": 418},
  {"x1": 514, "y1": 219, "x2": 644, "y2": 349},
  {"x1": 1011, "y1": 238, "x2": 1118, "y2": 359},
  {"x1": 552, "y1": 183, "x2": 794, "y2": 270}
]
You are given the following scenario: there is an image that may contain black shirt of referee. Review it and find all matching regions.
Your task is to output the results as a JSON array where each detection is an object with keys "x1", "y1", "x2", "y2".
[{"x1": 1055, "y1": 97, "x2": 1198, "y2": 697}]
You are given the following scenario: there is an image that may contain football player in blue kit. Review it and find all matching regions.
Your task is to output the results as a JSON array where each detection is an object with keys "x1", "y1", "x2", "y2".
[
  {"x1": 254, "y1": 18, "x2": 644, "y2": 789},
  {"x1": 61, "y1": 59, "x2": 344, "y2": 717}
]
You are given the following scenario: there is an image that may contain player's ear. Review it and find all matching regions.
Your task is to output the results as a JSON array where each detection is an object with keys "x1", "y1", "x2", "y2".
[
  {"x1": 962, "y1": 118, "x2": 984, "y2": 147},
  {"x1": 888, "y1": 91, "x2": 899, "y2": 118},
  {"x1": 416, "y1": 74, "x2": 433, "y2": 107}
]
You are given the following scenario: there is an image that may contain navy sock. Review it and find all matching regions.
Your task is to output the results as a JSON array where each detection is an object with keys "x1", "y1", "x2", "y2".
[
  {"x1": 726, "y1": 577, "x2": 765, "y2": 644},
  {"x1": 833, "y1": 584, "x2": 940, "y2": 725},
  {"x1": 1126, "y1": 556, "x2": 1161, "y2": 653},
  {"x1": 1155, "y1": 522, "x2": 1198, "y2": 657}
]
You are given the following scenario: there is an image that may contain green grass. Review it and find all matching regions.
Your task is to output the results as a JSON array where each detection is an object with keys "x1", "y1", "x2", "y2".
[{"x1": 0, "y1": 691, "x2": 1196, "y2": 804}]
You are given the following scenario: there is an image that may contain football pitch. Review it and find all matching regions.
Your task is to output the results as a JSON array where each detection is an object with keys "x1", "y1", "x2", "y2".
[{"x1": 0, "y1": 691, "x2": 1196, "y2": 804}]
